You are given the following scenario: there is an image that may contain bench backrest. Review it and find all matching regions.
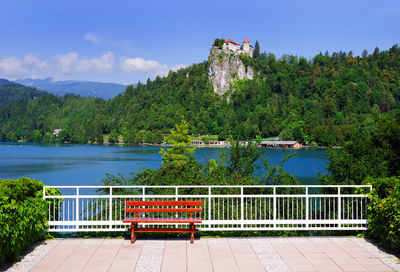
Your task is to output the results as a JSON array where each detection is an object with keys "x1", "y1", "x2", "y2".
[{"x1": 125, "y1": 201, "x2": 203, "y2": 218}]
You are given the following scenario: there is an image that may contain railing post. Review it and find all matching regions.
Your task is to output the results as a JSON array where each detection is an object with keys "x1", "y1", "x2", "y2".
[
  {"x1": 109, "y1": 187, "x2": 113, "y2": 230},
  {"x1": 75, "y1": 187, "x2": 79, "y2": 231},
  {"x1": 305, "y1": 186, "x2": 309, "y2": 230},
  {"x1": 338, "y1": 187, "x2": 341, "y2": 229},
  {"x1": 175, "y1": 187, "x2": 178, "y2": 229},
  {"x1": 175, "y1": 187, "x2": 178, "y2": 218},
  {"x1": 240, "y1": 187, "x2": 244, "y2": 229},
  {"x1": 142, "y1": 186, "x2": 146, "y2": 218},
  {"x1": 208, "y1": 187, "x2": 212, "y2": 229},
  {"x1": 273, "y1": 187, "x2": 276, "y2": 230}
]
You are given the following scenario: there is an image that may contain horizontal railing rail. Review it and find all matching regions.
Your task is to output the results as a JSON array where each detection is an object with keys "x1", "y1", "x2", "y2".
[{"x1": 43, "y1": 185, "x2": 372, "y2": 232}]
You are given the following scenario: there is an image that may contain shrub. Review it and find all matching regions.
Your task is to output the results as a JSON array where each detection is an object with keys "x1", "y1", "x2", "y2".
[
  {"x1": 0, "y1": 178, "x2": 49, "y2": 263},
  {"x1": 363, "y1": 177, "x2": 400, "y2": 251},
  {"x1": 0, "y1": 177, "x2": 43, "y2": 201}
]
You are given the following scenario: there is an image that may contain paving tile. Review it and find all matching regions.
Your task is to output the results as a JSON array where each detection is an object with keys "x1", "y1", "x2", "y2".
[
  {"x1": 55, "y1": 244, "x2": 99, "y2": 272},
  {"x1": 302, "y1": 252, "x2": 329, "y2": 259},
  {"x1": 161, "y1": 242, "x2": 186, "y2": 272},
  {"x1": 206, "y1": 238, "x2": 228, "y2": 244},
  {"x1": 208, "y1": 243, "x2": 239, "y2": 272},
  {"x1": 46, "y1": 244, "x2": 77, "y2": 257},
  {"x1": 187, "y1": 243, "x2": 212, "y2": 272},
  {"x1": 33, "y1": 244, "x2": 76, "y2": 270},
  {"x1": 336, "y1": 263, "x2": 369, "y2": 272},
  {"x1": 355, "y1": 257, "x2": 386, "y2": 266},
  {"x1": 273, "y1": 243, "x2": 300, "y2": 253},
  {"x1": 108, "y1": 244, "x2": 143, "y2": 272},
  {"x1": 279, "y1": 252, "x2": 305, "y2": 260},
  {"x1": 308, "y1": 258, "x2": 343, "y2": 272},
  {"x1": 325, "y1": 251, "x2": 353, "y2": 259},
  {"x1": 347, "y1": 251, "x2": 376, "y2": 259},
  {"x1": 59, "y1": 238, "x2": 84, "y2": 245},
  {"x1": 229, "y1": 240, "x2": 265, "y2": 272},
  {"x1": 82, "y1": 245, "x2": 120, "y2": 272},
  {"x1": 332, "y1": 257, "x2": 360, "y2": 265},
  {"x1": 34, "y1": 255, "x2": 69, "y2": 269},
  {"x1": 292, "y1": 241, "x2": 323, "y2": 253},
  {"x1": 285, "y1": 260, "x2": 318, "y2": 272}
]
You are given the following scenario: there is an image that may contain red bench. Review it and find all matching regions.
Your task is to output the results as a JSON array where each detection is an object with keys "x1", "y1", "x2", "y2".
[{"x1": 122, "y1": 200, "x2": 202, "y2": 244}]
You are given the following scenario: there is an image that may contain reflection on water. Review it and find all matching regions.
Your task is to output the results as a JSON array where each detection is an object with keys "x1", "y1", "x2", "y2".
[{"x1": 0, "y1": 143, "x2": 328, "y2": 186}]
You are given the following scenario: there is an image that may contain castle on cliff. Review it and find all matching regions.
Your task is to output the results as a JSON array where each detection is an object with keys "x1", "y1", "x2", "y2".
[{"x1": 212, "y1": 38, "x2": 253, "y2": 57}]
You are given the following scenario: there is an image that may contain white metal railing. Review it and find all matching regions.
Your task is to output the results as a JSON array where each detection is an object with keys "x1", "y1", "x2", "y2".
[{"x1": 43, "y1": 185, "x2": 372, "y2": 232}]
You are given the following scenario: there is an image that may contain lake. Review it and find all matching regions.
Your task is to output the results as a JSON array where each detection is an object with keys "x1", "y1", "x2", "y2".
[{"x1": 0, "y1": 143, "x2": 328, "y2": 186}]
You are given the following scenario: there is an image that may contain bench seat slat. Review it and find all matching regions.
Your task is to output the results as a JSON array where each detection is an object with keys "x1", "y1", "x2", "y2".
[
  {"x1": 126, "y1": 200, "x2": 202, "y2": 207},
  {"x1": 123, "y1": 217, "x2": 202, "y2": 224},
  {"x1": 135, "y1": 228, "x2": 198, "y2": 233},
  {"x1": 126, "y1": 208, "x2": 202, "y2": 213}
]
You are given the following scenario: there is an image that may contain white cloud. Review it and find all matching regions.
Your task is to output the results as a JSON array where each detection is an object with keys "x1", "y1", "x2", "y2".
[
  {"x1": 53, "y1": 51, "x2": 115, "y2": 74},
  {"x1": 0, "y1": 52, "x2": 115, "y2": 78},
  {"x1": 83, "y1": 33, "x2": 100, "y2": 44},
  {"x1": 120, "y1": 57, "x2": 167, "y2": 73},
  {"x1": 0, "y1": 52, "x2": 185, "y2": 80},
  {"x1": 0, "y1": 55, "x2": 48, "y2": 78},
  {"x1": 120, "y1": 57, "x2": 186, "y2": 76}
]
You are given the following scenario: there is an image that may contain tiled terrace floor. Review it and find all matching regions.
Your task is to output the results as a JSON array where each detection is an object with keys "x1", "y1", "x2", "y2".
[{"x1": 6, "y1": 237, "x2": 400, "y2": 272}]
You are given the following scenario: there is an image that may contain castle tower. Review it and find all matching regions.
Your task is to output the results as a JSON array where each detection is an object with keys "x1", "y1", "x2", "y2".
[{"x1": 242, "y1": 38, "x2": 253, "y2": 57}]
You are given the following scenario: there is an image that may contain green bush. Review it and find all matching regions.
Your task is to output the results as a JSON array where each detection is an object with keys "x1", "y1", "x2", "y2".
[
  {"x1": 363, "y1": 177, "x2": 400, "y2": 251},
  {"x1": 0, "y1": 177, "x2": 43, "y2": 201},
  {"x1": 0, "y1": 178, "x2": 48, "y2": 263}
]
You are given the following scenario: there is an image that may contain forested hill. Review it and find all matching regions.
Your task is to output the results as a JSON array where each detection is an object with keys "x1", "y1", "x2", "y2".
[
  {"x1": 0, "y1": 44, "x2": 399, "y2": 145},
  {"x1": 0, "y1": 81, "x2": 48, "y2": 108}
]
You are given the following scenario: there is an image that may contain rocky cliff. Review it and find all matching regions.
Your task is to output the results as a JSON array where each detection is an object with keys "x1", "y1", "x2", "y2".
[{"x1": 208, "y1": 47, "x2": 254, "y2": 96}]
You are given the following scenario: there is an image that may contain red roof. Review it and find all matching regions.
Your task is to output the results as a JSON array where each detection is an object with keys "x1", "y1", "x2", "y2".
[
  {"x1": 224, "y1": 39, "x2": 239, "y2": 45},
  {"x1": 243, "y1": 38, "x2": 249, "y2": 43}
]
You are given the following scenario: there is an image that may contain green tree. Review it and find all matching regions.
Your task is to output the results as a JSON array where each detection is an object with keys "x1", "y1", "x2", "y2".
[
  {"x1": 159, "y1": 120, "x2": 196, "y2": 167},
  {"x1": 253, "y1": 40, "x2": 260, "y2": 59},
  {"x1": 153, "y1": 130, "x2": 164, "y2": 144},
  {"x1": 144, "y1": 131, "x2": 154, "y2": 143},
  {"x1": 213, "y1": 38, "x2": 225, "y2": 49},
  {"x1": 108, "y1": 130, "x2": 119, "y2": 143},
  {"x1": 321, "y1": 113, "x2": 400, "y2": 185},
  {"x1": 224, "y1": 140, "x2": 260, "y2": 178}
]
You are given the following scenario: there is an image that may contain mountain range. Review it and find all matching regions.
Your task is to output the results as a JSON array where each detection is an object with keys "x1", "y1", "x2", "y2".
[{"x1": 13, "y1": 77, "x2": 127, "y2": 99}]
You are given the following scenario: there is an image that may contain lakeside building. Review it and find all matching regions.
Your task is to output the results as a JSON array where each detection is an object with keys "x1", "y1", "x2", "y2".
[
  {"x1": 52, "y1": 129, "x2": 62, "y2": 136},
  {"x1": 260, "y1": 140, "x2": 301, "y2": 149},
  {"x1": 191, "y1": 140, "x2": 228, "y2": 147}
]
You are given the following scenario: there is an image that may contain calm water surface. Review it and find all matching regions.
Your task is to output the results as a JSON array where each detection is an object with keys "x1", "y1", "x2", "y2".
[{"x1": 0, "y1": 143, "x2": 328, "y2": 186}]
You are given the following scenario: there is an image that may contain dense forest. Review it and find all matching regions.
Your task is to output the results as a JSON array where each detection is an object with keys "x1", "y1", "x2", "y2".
[
  {"x1": 0, "y1": 43, "x2": 399, "y2": 145},
  {"x1": 0, "y1": 81, "x2": 47, "y2": 108}
]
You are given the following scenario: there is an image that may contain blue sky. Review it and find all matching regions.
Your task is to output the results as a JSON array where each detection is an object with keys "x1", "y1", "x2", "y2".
[{"x1": 0, "y1": 0, "x2": 399, "y2": 84}]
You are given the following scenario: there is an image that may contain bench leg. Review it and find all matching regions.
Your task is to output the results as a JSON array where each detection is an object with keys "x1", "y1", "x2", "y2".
[
  {"x1": 131, "y1": 223, "x2": 138, "y2": 244},
  {"x1": 190, "y1": 223, "x2": 195, "y2": 244}
]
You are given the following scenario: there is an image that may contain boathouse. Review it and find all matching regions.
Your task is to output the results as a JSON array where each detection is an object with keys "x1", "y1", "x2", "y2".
[{"x1": 260, "y1": 140, "x2": 301, "y2": 149}]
